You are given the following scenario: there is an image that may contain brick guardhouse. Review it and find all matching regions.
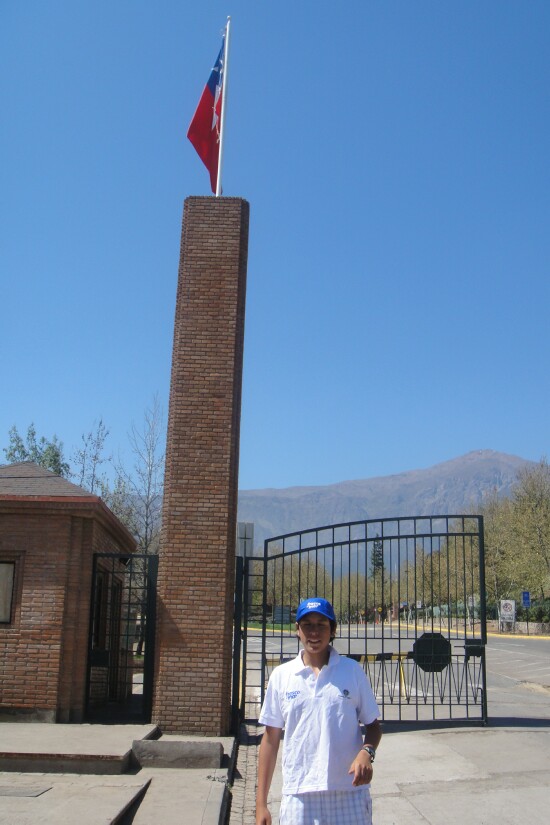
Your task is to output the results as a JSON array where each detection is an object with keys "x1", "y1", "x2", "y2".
[{"x1": 0, "y1": 461, "x2": 137, "y2": 722}]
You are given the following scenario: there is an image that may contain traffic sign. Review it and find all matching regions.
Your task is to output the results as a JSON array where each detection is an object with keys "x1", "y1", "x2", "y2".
[{"x1": 522, "y1": 591, "x2": 531, "y2": 608}]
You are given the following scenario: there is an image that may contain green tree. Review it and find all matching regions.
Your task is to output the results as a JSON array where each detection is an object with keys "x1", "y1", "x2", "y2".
[
  {"x1": 333, "y1": 572, "x2": 368, "y2": 623},
  {"x1": 474, "y1": 460, "x2": 550, "y2": 613},
  {"x1": 3, "y1": 423, "x2": 69, "y2": 476},
  {"x1": 512, "y1": 458, "x2": 550, "y2": 599},
  {"x1": 481, "y1": 492, "x2": 516, "y2": 604},
  {"x1": 370, "y1": 534, "x2": 391, "y2": 613},
  {"x1": 370, "y1": 534, "x2": 384, "y2": 577},
  {"x1": 265, "y1": 547, "x2": 333, "y2": 621}
]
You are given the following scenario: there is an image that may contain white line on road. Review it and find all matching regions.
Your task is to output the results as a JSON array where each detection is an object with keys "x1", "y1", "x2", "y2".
[
  {"x1": 487, "y1": 645, "x2": 533, "y2": 652},
  {"x1": 493, "y1": 642, "x2": 526, "y2": 647},
  {"x1": 486, "y1": 670, "x2": 519, "y2": 682}
]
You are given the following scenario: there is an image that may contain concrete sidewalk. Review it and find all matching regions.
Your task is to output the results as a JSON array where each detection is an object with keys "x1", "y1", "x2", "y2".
[
  {"x1": 0, "y1": 723, "x2": 235, "y2": 825},
  {"x1": 3, "y1": 717, "x2": 550, "y2": 825},
  {"x1": 373, "y1": 723, "x2": 550, "y2": 824},
  {"x1": 2, "y1": 714, "x2": 550, "y2": 824},
  {"x1": 251, "y1": 721, "x2": 550, "y2": 825}
]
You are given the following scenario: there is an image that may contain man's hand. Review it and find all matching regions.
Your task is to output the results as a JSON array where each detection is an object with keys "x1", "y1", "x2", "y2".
[
  {"x1": 348, "y1": 748, "x2": 374, "y2": 786},
  {"x1": 256, "y1": 803, "x2": 272, "y2": 825}
]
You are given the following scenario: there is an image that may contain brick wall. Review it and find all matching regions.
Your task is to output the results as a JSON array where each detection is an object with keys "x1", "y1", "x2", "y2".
[
  {"x1": 153, "y1": 196, "x2": 249, "y2": 734},
  {"x1": 0, "y1": 511, "x2": 70, "y2": 719},
  {"x1": 0, "y1": 501, "x2": 135, "y2": 721}
]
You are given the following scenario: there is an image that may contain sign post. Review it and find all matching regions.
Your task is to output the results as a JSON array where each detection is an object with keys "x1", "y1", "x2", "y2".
[
  {"x1": 522, "y1": 591, "x2": 531, "y2": 635},
  {"x1": 499, "y1": 599, "x2": 516, "y2": 632}
]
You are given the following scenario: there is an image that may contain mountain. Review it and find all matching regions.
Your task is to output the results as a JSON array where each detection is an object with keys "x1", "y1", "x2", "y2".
[{"x1": 237, "y1": 450, "x2": 533, "y2": 553}]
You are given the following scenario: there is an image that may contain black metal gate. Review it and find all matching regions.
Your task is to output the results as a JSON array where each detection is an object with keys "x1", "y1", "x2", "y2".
[
  {"x1": 86, "y1": 552, "x2": 158, "y2": 722},
  {"x1": 236, "y1": 516, "x2": 487, "y2": 725}
]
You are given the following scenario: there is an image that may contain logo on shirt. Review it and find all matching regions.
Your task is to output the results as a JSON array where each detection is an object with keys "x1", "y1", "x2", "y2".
[
  {"x1": 286, "y1": 690, "x2": 301, "y2": 700},
  {"x1": 338, "y1": 688, "x2": 351, "y2": 699}
]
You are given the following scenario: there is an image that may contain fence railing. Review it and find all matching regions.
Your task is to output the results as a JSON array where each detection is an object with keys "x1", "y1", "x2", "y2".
[{"x1": 240, "y1": 516, "x2": 488, "y2": 725}]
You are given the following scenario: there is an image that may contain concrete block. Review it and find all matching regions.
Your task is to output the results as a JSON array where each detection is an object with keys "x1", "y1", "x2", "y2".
[{"x1": 132, "y1": 739, "x2": 223, "y2": 769}]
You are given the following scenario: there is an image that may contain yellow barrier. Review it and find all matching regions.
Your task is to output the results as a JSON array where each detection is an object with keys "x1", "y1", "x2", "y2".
[{"x1": 357, "y1": 653, "x2": 410, "y2": 697}]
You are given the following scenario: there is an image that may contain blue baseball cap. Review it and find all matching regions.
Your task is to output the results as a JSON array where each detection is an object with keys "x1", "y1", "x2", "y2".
[{"x1": 296, "y1": 597, "x2": 336, "y2": 623}]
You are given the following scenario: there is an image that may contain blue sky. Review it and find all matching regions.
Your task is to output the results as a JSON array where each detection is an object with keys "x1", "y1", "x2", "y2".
[{"x1": 1, "y1": 1, "x2": 549, "y2": 490}]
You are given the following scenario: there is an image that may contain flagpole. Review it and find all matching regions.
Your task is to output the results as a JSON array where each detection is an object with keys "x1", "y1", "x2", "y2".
[{"x1": 216, "y1": 16, "x2": 231, "y2": 196}]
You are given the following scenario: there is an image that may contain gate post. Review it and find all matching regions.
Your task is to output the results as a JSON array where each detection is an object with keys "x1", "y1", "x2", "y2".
[
  {"x1": 232, "y1": 554, "x2": 244, "y2": 734},
  {"x1": 153, "y1": 197, "x2": 249, "y2": 735}
]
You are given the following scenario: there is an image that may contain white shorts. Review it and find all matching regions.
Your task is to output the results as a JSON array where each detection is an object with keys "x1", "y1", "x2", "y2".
[{"x1": 279, "y1": 789, "x2": 372, "y2": 825}]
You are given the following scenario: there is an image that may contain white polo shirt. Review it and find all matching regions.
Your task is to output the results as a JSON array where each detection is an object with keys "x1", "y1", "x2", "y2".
[{"x1": 259, "y1": 647, "x2": 380, "y2": 795}]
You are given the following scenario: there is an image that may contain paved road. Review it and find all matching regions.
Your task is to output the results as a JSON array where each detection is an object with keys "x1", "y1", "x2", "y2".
[
  {"x1": 486, "y1": 635, "x2": 550, "y2": 687},
  {"x1": 485, "y1": 634, "x2": 550, "y2": 721},
  {"x1": 243, "y1": 629, "x2": 550, "y2": 722}
]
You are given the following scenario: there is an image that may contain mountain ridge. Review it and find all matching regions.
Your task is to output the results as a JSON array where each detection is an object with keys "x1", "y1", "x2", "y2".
[{"x1": 237, "y1": 449, "x2": 533, "y2": 550}]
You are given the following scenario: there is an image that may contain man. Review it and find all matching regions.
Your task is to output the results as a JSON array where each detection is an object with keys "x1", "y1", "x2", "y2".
[{"x1": 256, "y1": 597, "x2": 382, "y2": 825}]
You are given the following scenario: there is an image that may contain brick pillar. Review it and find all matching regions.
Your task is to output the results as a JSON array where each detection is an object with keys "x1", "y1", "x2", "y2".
[{"x1": 153, "y1": 196, "x2": 249, "y2": 734}]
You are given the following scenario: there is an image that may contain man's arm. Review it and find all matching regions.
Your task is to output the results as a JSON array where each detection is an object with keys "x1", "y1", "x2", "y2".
[
  {"x1": 348, "y1": 718, "x2": 383, "y2": 786},
  {"x1": 364, "y1": 718, "x2": 382, "y2": 752},
  {"x1": 256, "y1": 725, "x2": 282, "y2": 825}
]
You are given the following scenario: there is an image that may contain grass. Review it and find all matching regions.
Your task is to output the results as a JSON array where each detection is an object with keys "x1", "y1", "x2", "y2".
[{"x1": 246, "y1": 621, "x2": 295, "y2": 632}]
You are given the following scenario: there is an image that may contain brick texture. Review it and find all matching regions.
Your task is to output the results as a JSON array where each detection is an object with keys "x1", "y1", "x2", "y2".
[
  {"x1": 153, "y1": 196, "x2": 249, "y2": 735},
  {"x1": 0, "y1": 496, "x2": 136, "y2": 721}
]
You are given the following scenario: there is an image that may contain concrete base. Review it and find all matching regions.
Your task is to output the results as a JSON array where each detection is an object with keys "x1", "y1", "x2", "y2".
[
  {"x1": 130, "y1": 768, "x2": 229, "y2": 825},
  {"x1": 0, "y1": 752, "x2": 132, "y2": 775},
  {"x1": 0, "y1": 723, "x2": 159, "y2": 774},
  {"x1": 132, "y1": 739, "x2": 223, "y2": 769}
]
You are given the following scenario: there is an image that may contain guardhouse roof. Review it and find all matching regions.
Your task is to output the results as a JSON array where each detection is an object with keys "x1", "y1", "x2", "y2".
[
  {"x1": 0, "y1": 461, "x2": 93, "y2": 497},
  {"x1": 0, "y1": 462, "x2": 136, "y2": 551}
]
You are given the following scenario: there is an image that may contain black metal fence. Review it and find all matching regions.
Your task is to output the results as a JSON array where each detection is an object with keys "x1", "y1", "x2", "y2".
[
  {"x1": 86, "y1": 552, "x2": 158, "y2": 722},
  {"x1": 238, "y1": 516, "x2": 487, "y2": 725}
]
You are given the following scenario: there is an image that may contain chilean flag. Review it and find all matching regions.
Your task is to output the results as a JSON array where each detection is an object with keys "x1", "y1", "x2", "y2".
[{"x1": 187, "y1": 38, "x2": 225, "y2": 194}]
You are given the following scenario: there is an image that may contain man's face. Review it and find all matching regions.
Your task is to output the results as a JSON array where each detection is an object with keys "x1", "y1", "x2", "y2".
[{"x1": 296, "y1": 612, "x2": 333, "y2": 655}]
